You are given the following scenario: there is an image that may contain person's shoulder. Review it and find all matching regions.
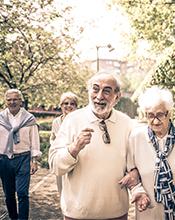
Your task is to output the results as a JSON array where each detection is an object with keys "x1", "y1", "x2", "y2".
[
  {"x1": 113, "y1": 109, "x2": 132, "y2": 121},
  {"x1": 22, "y1": 108, "x2": 36, "y2": 119},
  {"x1": 0, "y1": 109, "x2": 6, "y2": 118},
  {"x1": 130, "y1": 122, "x2": 147, "y2": 137},
  {"x1": 0, "y1": 108, "x2": 6, "y2": 114},
  {"x1": 52, "y1": 116, "x2": 62, "y2": 123},
  {"x1": 66, "y1": 106, "x2": 87, "y2": 119}
]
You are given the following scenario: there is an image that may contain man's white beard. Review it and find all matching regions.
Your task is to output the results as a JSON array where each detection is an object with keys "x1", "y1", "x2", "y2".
[{"x1": 89, "y1": 99, "x2": 113, "y2": 119}]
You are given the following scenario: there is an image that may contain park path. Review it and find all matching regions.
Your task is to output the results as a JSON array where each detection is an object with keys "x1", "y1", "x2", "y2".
[
  {"x1": 0, "y1": 167, "x2": 135, "y2": 220},
  {"x1": 0, "y1": 167, "x2": 63, "y2": 220},
  {"x1": 29, "y1": 168, "x2": 63, "y2": 220}
]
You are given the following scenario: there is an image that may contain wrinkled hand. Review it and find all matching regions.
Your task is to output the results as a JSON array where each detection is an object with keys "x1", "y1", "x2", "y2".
[
  {"x1": 30, "y1": 162, "x2": 38, "y2": 175},
  {"x1": 68, "y1": 128, "x2": 94, "y2": 158},
  {"x1": 131, "y1": 193, "x2": 150, "y2": 212},
  {"x1": 119, "y1": 169, "x2": 140, "y2": 189}
]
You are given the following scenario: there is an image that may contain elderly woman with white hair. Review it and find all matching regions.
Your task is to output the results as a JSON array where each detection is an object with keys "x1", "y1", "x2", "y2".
[
  {"x1": 50, "y1": 91, "x2": 78, "y2": 195},
  {"x1": 50, "y1": 92, "x2": 78, "y2": 143},
  {"x1": 127, "y1": 86, "x2": 175, "y2": 220}
]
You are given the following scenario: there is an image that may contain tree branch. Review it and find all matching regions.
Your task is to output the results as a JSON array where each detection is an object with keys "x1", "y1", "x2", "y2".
[
  {"x1": 0, "y1": 70, "x2": 13, "y2": 87},
  {"x1": 16, "y1": 27, "x2": 34, "y2": 83}
]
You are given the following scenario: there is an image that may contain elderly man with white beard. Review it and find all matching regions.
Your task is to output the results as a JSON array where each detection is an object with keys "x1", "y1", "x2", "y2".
[{"x1": 49, "y1": 72, "x2": 144, "y2": 220}]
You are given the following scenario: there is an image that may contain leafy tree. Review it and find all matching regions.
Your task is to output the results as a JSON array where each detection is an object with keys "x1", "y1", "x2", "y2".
[
  {"x1": 149, "y1": 43, "x2": 175, "y2": 97},
  {"x1": 111, "y1": 0, "x2": 175, "y2": 52},
  {"x1": 28, "y1": 63, "x2": 92, "y2": 109},
  {"x1": 0, "y1": 0, "x2": 87, "y2": 108},
  {"x1": 111, "y1": 0, "x2": 175, "y2": 106}
]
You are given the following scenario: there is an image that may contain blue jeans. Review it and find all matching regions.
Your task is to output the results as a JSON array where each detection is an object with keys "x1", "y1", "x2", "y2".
[{"x1": 0, "y1": 152, "x2": 31, "y2": 220}]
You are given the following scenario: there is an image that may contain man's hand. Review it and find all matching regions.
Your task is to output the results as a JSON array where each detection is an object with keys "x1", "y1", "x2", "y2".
[
  {"x1": 68, "y1": 128, "x2": 94, "y2": 158},
  {"x1": 131, "y1": 193, "x2": 151, "y2": 212},
  {"x1": 30, "y1": 161, "x2": 38, "y2": 175},
  {"x1": 119, "y1": 168, "x2": 140, "y2": 189}
]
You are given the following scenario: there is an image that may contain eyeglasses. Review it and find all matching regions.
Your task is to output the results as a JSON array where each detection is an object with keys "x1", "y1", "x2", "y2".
[
  {"x1": 6, "y1": 98, "x2": 21, "y2": 102},
  {"x1": 146, "y1": 111, "x2": 169, "y2": 121},
  {"x1": 92, "y1": 84, "x2": 117, "y2": 96},
  {"x1": 62, "y1": 102, "x2": 76, "y2": 106},
  {"x1": 99, "y1": 120, "x2": 111, "y2": 144}
]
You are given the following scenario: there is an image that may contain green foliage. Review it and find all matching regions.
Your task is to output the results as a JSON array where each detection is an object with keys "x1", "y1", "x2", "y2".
[
  {"x1": 148, "y1": 44, "x2": 175, "y2": 98},
  {"x1": 39, "y1": 121, "x2": 52, "y2": 131},
  {"x1": 38, "y1": 116, "x2": 53, "y2": 131},
  {"x1": 38, "y1": 117, "x2": 53, "y2": 168},
  {"x1": 39, "y1": 130, "x2": 50, "y2": 168},
  {"x1": 111, "y1": 0, "x2": 175, "y2": 112},
  {"x1": 112, "y1": 0, "x2": 175, "y2": 52},
  {"x1": 37, "y1": 116, "x2": 54, "y2": 123},
  {"x1": 115, "y1": 97, "x2": 137, "y2": 118},
  {"x1": 0, "y1": 0, "x2": 90, "y2": 109},
  {"x1": 28, "y1": 64, "x2": 91, "y2": 109}
]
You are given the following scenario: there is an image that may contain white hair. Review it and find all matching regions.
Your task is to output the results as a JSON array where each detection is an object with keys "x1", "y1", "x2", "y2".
[
  {"x1": 138, "y1": 86, "x2": 174, "y2": 112},
  {"x1": 59, "y1": 92, "x2": 78, "y2": 106},
  {"x1": 87, "y1": 71, "x2": 120, "y2": 93},
  {"x1": 5, "y1": 89, "x2": 23, "y2": 100}
]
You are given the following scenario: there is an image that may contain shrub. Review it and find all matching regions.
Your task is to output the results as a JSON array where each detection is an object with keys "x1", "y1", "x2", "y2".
[
  {"x1": 115, "y1": 97, "x2": 137, "y2": 118},
  {"x1": 39, "y1": 131, "x2": 50, "y2": 168},
  {"x1": 39, "y1": 121, "x2": 52, "y2": 131},
  {"x1": 37, "y1": 117, "x2": 54, "y2": 131},
  {"x1": 37, "y1": 117, "x2": 56, "y2": 168}
]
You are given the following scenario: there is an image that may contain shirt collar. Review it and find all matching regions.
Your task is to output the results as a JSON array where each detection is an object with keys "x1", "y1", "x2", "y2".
[{"x1": 6, "y1": 107, "x2": 23, "y2": 118}]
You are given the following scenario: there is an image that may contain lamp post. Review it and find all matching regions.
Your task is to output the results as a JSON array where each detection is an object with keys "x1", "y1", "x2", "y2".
[{"x1": 96, "y1": 44, "x2": 114, "y2": 72}]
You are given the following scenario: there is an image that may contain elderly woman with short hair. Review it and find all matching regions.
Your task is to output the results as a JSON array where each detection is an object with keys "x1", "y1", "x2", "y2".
[
  {"x1": 50, "y1": 91, "x2": 78, "y2": 195},
  {"x1": 50, "y1": 92, "x2": 78, "y2": 143},
  {"x1": 128, "y1": 86, "x2": 175, "y2": 220}
]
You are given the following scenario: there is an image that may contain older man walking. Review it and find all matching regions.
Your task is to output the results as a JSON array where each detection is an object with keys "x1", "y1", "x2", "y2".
[
  {"x1": 0, "y1": 89, "x2": 41, "y2": 220},
  {"x1": 49, "y1": 72, "x2": 140, "y2": 220}
]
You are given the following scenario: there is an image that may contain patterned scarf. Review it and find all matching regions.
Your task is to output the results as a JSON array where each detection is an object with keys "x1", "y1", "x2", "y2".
[{"x1": 148, "y1": 121, "x2": 175, "y2": 220}]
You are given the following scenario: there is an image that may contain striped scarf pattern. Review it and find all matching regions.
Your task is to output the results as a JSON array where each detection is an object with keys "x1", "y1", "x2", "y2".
[{"x1": 148, "y1": 121, "x2": 175, "y2": 220}]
